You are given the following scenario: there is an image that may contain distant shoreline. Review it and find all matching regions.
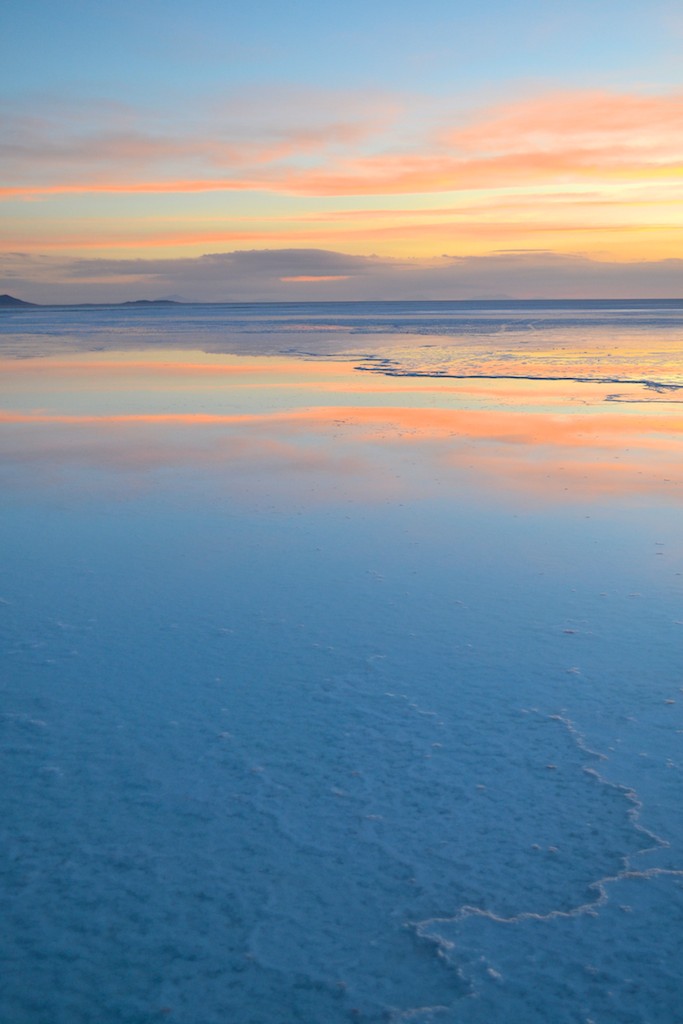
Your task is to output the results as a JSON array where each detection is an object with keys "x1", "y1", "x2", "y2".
[{"x1": 3, "y1": 295, "x2": 683, "y2": 310}]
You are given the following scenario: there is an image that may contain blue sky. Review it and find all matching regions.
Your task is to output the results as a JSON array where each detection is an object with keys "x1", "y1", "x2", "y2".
[{"x1": 4, "y1": 0, "x2": 681, "y2": 98}]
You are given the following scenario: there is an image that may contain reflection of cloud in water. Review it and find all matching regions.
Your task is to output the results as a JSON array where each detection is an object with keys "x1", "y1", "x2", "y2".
[{"x1": 2, "y1": 403, "x2": 682, "y2": 506}]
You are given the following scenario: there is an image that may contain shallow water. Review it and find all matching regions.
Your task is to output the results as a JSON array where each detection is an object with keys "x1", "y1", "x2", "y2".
[{"x1": 1, "y1": 302, "x2": 682, "y2": 1023}]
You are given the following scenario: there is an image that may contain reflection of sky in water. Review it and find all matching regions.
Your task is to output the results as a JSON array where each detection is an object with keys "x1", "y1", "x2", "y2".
[
  {"x1": 3, "y1": 300, "x2": 683, "y2": 390},
  {"x1": 1, "y1": 314, "x2": 682, "y2": 1023},
  {"x1": 1, "y1": 348, "x2": 682, "y2": 506}
]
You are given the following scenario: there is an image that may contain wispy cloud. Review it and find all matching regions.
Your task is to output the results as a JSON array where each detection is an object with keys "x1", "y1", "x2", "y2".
[
  {"x1": 2, "y1": 86, "x2": 683, "y2": 272},
  {"x1": 3, "y1": 88, "x2": 683, "y2": 199},
  {"x1": 0, "y1": 89, "x2": 399, "y2": 194},
  {"x1": 449, "y1": 89, "x2": 683, "y2": 156},
  {"x1": 1, "y1": 83, "x2": 683, "y2": 278}
]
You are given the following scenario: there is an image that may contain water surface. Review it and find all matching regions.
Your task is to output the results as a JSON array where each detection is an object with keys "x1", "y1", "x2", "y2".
[{"x1": 1, "y1": 302, "x2": 682, "y2": 1023}]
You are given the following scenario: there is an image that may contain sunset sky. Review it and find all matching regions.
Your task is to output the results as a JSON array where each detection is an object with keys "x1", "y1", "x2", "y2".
[{"x1": 3, "y1": 0, "x2": 683, "y2": 301}]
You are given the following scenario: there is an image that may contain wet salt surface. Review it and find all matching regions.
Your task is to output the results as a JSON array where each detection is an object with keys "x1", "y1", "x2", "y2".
[
  {"x1": 3, "y1": 299, "x2": 683, "y2": 394},
  {"x1": 1, "y1": 303, "x2": 682, "y2": 1023}
]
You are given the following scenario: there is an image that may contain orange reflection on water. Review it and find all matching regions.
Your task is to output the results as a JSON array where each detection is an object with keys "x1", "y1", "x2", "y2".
[
  {"x1": 2, "y1": 400, "x2": 682, "y2": 505},
  {"x1": 0, "y1": 358, "x2": 346, "y2": 376},
  {"x1": 2, "y1": 404, "x2": 682, "y2": 441}
]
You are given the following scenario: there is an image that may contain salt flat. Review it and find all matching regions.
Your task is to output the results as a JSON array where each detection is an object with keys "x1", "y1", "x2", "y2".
[{"x1": 1, "y1": 302, "x2": 682, "y2": 1023}]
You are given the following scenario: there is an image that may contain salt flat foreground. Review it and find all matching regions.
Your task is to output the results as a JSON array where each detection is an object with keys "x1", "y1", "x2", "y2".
[{"x1": 1, "y1": 302, "x2": 682, "y2": 1023}]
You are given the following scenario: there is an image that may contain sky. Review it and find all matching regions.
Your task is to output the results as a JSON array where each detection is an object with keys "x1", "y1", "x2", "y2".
[{"x1": 2, "y1": 0, "x2": 683, "y2": 301}]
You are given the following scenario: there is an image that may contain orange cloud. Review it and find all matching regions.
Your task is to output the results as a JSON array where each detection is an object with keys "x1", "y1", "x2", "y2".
[
  {"x1": 3, "y1": 90, "x2": 683, "y2": 203},
  {"x1": 4, "y1": 152, "x2": 679, "y2": 202},
  {"x1": 280, "y1": 153, "x2": 683, "y2": 198},
  {"x1": 0, "y1": 179, "x2": 261, "y2": 199},
  {"x1": 280, "y1": 275, "x2": 351, "y2": 282},
  {"x1": 450, "y1": 90, "x2": 683, "y2": 155},
  {"x1": 3, "y1": 88, "x2": 683, "y2": 265}
]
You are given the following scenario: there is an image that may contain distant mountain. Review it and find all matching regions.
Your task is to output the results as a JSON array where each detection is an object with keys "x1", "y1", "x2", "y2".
[
  {"x1": 1, "y1": 295, "x2": 188, "y2": 309},
  {"x1": 0, "y1": 294, "x2": 37, "y2": 307}
]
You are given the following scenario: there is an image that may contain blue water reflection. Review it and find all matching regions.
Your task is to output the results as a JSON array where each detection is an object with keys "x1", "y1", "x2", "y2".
[{"x1": 1, "y1": 307, "x2": 682, "y2": 1023}]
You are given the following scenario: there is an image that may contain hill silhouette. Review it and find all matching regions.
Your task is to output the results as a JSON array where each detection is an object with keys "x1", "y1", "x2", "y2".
[{"x1": 0, "y1": 294, "x2": 37, "y2": 307}]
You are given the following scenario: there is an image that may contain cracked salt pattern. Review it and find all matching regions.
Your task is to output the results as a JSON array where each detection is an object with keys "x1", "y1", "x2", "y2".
[{"x1": 1, "y1": 302, "x2": 682, "y2": 1023}]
